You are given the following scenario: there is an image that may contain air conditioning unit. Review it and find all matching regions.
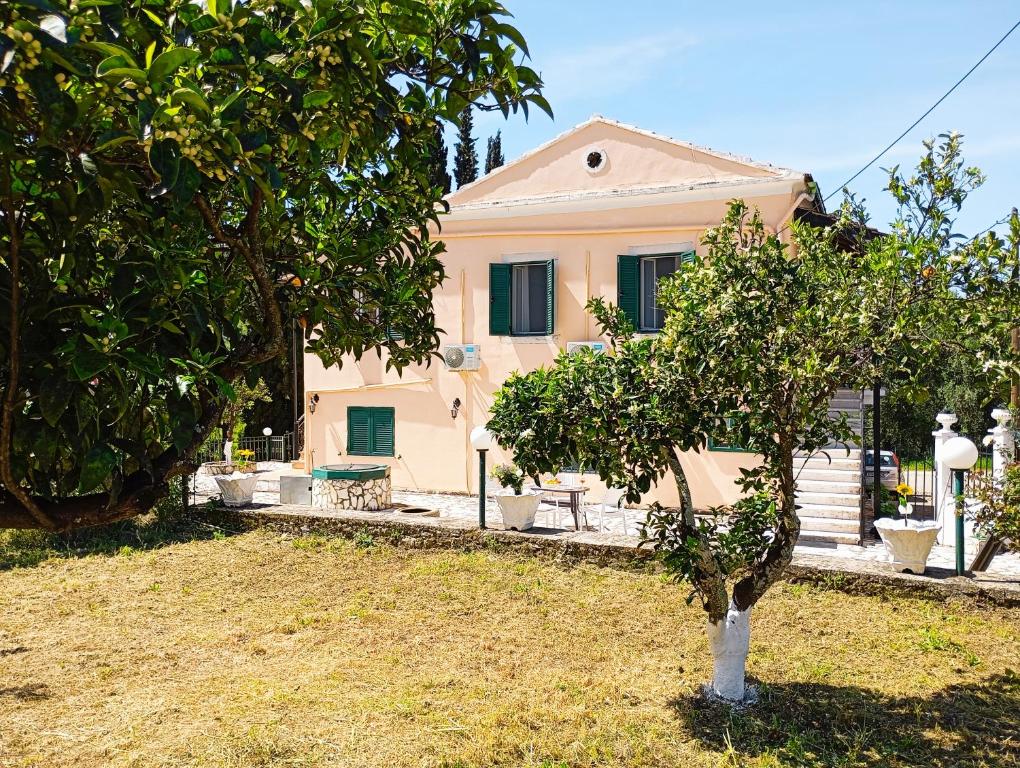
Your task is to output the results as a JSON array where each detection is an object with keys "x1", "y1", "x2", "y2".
[
  {"x1": 443, "y1": 344, "x2": 481, "y2": 371},
  {"x1": 566, "y1": 341, "x2": 607, "y2": 355}
]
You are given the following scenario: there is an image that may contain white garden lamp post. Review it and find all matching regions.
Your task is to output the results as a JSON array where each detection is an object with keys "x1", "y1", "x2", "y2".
[
  {"x1": 470, "y1": 426, "x2": 494, "y2": 529},
  {"x1": 263, "y1": 427, "x2": 272, "y2": 436},
  {"x1": 942, "y1": 436, "x2": 978, "y2": 576}
]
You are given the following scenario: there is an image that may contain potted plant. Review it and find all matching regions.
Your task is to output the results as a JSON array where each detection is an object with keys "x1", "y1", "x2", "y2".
[
  {"x1": 490, "y1": 464, "x2": 541, "y2": 531},
  {"x1": 873, "y1": 480, "x2": 939, "y2": 574},
  {"x1": 213, "y1": 448, "x2": 259, "y2": 507}
]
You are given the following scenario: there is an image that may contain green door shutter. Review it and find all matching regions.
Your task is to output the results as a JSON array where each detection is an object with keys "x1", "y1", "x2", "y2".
[
  {"x1": 544, "y1": 259, "x2": 555, "y2": 335},
  {"x1": 489, "y1": 263, "x2": 511, "y2": 336},
  {"x1": 348, "y1": 407, "x2": 371, "y2": 454},
  {"x1": 371, "y1": 407, "x2": 395, "y2": 456},
  {"x1": 617, "y1": 255, "x2": 640, "y2": 329}
]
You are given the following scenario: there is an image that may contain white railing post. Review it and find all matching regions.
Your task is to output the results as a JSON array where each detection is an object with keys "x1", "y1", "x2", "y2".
[
  {"x1": 989, "y1": 408, "x2": 1014, "y2": 481},
  {"x1": 933, "y1": 412, "x2": 958, "y2": 545}
]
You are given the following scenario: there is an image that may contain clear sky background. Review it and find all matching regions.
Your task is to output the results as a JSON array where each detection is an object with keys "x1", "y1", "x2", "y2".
[{"x1": 458, "y1": 1, "x2": 1020, "y2": 236}]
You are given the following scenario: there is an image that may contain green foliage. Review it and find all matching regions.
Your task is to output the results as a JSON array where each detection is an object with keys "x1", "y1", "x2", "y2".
[
  {"x1": 0, "y1": 0, "x2": 548, "y2": 528},
  {"x1": 489, "y1": 136, "x2": 1018, "y2": 619},
  {"x1": 452, "y1": 104, "x2": 478, "y2": 188},
  {"x1": 490, "y1": 463, "x2": 524, "y2": 495},
  {"x1": 878, "y1": 348, "x2": 1009, "y2": 459},
  {"x1": 220, "y1": 376, "x2": 272, "y2": 441},
  {"x1": 969, "y1": 462, "x2": 1020, "y2": 551},
  {"x1": 484, "y1": 129, "x2": 503, "y2": 174},
  {"x1": 644, "y1": 494, "x2": 778, "y2": 583},
  {"x1": 427, "y1": 122, "x2": 452, "y2": 196}
]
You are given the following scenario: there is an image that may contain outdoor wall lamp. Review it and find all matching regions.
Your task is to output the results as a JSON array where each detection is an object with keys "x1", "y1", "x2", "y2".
[
  {"x1": 308, "y1": 393, "x2": 319, "y2": 414},
  {"x1": 450, "y1": 397, "x2": 462, "y2": 420},
  {"x1": 943, "y1": 435, "x2": 978, "y2": 575}
]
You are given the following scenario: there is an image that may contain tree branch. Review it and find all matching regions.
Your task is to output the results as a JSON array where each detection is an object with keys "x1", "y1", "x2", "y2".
[{"x1": 666, "y1": 451, "x2": 730, "y2": 622}]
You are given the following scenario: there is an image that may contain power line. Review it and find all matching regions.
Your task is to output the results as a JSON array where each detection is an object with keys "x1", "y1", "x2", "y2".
[{"x1": 822, "y1": 17, "x2": 1020, "y2": 205}]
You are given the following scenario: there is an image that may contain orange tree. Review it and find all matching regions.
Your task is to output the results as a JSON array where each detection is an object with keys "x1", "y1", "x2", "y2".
[
  {"x1": 489, "y1": 136, "x2": 1018, "y2": 702},
  {"x1": 0, "y1": 0, "x2": 548, "y2": 530}
]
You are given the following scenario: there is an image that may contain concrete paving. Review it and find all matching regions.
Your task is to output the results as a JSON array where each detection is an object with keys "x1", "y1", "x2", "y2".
[{"x1": 189, "y1": 467, "x2": 1020, "y2": 592}]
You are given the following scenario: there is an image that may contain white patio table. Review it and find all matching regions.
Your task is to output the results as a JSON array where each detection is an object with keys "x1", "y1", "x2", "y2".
[{"x1": 530, "y1": 483, "x2": 588, "y2": 530}]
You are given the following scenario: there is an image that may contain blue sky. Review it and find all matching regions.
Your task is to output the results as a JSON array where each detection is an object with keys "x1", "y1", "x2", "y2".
[{"x1": 459, "y1": 1, "x2": 1020, "y2": 236}]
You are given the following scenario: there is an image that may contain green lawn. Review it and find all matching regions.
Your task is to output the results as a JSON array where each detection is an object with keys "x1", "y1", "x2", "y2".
[{"x1": 1, "y1": 519, "x2": 1018, "y2": 767}]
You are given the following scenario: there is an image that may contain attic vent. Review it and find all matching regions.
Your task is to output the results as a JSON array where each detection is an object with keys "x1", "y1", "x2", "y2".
[{"x1": 583, "y1": 146, "x2": 608, "y2": 175}]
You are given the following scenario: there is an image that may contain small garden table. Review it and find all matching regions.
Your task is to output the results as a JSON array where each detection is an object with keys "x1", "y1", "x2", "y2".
[{"x1": 531, "y1": 484, "x2": 588, "y2": 530}]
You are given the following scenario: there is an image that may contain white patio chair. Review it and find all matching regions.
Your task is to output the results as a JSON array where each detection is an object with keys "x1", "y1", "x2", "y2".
[
  {"x1": 542, "y1": 472, "x2": 584, "y2": 528},
  {"x1": 587, "y1": 487, "x2": 629, "y2": 534}
]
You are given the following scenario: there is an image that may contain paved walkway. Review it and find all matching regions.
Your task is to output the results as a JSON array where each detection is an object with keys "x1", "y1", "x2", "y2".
[{"x1": 190, "y1": 472, "x2": 1020, "y2": 591}]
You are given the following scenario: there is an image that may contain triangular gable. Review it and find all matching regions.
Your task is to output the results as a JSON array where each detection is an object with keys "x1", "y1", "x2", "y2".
[{"x1": 446, "y1": 116, "x2": 800, "y2": 207}]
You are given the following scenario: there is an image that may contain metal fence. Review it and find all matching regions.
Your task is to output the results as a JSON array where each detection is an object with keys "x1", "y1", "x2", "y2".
[
  {"x1": 898, "y1": 453, "x2": 939, "y2": 521},
  {"x1": 196, "y1": 431, "x2": 293, "y2": 464}
]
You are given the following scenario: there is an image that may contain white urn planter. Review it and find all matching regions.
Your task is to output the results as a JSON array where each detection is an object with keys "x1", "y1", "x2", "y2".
[
  {"x1": 494, "y1": 492, "x2": 541, "y2": 531},
  {"x1": 874, "y1": 518, "x2": 940, "y2": 574},
  {"x1": 213, "y1": 472, "x2": 259, "y2": 507}
]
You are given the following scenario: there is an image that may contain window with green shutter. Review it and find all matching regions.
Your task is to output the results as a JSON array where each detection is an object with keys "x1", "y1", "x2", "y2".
[
  {"x1": 708, "y1": 415, "x2": 749, "y2": 452},
  {"x1": 347, "y1": 407, "x2": 395, "y2": 456},
  {"x1": 489, "y1": 260, "x2": 555, "y2": 336},
  {"x1": 618, "y1": 251, "x2": 695, "y2": 332}
]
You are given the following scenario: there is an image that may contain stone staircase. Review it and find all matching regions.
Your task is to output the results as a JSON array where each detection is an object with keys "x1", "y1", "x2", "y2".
[{"x1": 795, "y1": 388, "x2": 865, "y2": 545}]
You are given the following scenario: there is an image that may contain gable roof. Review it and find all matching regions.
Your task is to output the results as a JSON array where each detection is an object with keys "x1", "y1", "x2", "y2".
[{"x1": 445, "y1": 116, "x2": 806, "y2": 214}]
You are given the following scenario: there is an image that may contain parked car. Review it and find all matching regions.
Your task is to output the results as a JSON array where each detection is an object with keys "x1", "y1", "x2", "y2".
[{"x1": 864, "y1": 450, "x2": 900, "y2": 490}]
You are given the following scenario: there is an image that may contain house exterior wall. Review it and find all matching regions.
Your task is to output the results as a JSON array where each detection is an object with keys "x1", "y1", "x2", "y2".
[{"x1": 303, "y1": 120, "x2": 813, "y2": 510}]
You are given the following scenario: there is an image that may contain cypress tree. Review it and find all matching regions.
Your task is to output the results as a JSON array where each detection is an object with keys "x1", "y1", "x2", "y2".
[
  {"x1": 427, "y1": 123, "x2": 452, "y2": 195},
  {"x1": 453, "y1": 106, "x2": 479, "y2": 188},
  {"x1": 485, "y1": 130, "x2": 505, "y2": 174}
]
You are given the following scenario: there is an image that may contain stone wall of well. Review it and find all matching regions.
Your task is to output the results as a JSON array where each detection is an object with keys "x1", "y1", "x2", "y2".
[{"x1": 312, "y1": 476, "x2": 392, "y2": 511}]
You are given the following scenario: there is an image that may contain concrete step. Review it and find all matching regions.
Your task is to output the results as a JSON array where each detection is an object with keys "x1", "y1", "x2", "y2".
[
  {"x1": 795, "y1": 448, "x2": 862, "y2": 460},
  {"x1": 830, "y1": 399, "x2": 861, "y2": 407},
  {"x1": 798, "y1": 515, "x2": 860, "y2": 533},
  {"x1": 795, "y1": 490, "x2": 862, "y2": 508},
  {"x1": 796, "y1": 478, "x2": 862, "y2": 494},
  {"x1": 797, "y1": 467, "x2": 863, "y2": 483},
  {"x1": 795, "y1": 502, "x2": 861, "y2": 520},
  {"x1": 256, "y1": 478, "x2": 280, "y2": 492},
  {"x1": 799, "y1": 529, "x2": 861, "y2": 546},
  {"x1": 795, "y1": 456, "x2": 861, "y2": 471}
]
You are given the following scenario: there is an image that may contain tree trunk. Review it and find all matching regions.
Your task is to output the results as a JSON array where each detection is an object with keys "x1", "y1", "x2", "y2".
[{"x1": 706, "y1": 601, "x2": 752, "y2": 701}]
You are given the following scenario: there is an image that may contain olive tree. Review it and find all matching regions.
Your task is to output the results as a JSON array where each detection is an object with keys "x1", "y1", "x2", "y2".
[
  {"x1": 0, "y1": 0, "x2": 548, "y2": 531},
  {"x1": 489, "y1": 136, "x2": 1018, "y2": 702}
]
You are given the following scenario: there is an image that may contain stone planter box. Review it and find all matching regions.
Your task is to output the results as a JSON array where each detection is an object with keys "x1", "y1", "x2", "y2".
[
  {"x1": 200, "y1": 461, "x2": 235, "y2": 476},
  {"x1": 312, "y1": 464, "x2": 392, "y2": 511},
  {"x1": 874, "y1": 518, "x2": 940, "y2": 574},
  {"x1": 494, "y1": 492, "x2": 541, "y2": 531},
  {"x1": 213, "y1": 473, "x2": 259, "y2": 507}
]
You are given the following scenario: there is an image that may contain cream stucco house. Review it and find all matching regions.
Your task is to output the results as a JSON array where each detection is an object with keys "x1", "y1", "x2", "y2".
[{"x1": 301, "y1": 117, "x2": 863, "y2": 541}]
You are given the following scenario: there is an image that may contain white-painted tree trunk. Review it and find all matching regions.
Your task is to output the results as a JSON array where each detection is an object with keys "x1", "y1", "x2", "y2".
[{"x1": 706, "y1": 602, "x2": 751, "y2": 701}]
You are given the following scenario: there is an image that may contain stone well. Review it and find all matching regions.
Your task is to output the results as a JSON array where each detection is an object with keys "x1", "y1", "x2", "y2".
[{"x1": 311, "y1": 464, "x2": 392, "y2": 512}]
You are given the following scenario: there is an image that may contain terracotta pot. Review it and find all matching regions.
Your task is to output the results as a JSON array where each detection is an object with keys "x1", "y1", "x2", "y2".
[{"x1": 494, "y1": 492, "x2": 541, "y2": 531}]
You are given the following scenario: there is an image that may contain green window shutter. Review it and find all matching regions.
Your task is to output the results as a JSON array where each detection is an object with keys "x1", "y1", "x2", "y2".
[
  {"x1": 544, "y1": 259, "x2": 555, "y2": 335},
  {"x1": 385, "y1": 325, "x2": 403, "y2": 341},
  {"x1": 617, "y1": 255, "x2": 640, "y2": 329},
  {"x1": 680, "y1": 250, "x2": 696, "y2": 265},
  {"x1": 348, "y1": 407, "x2": 395, "y2": 456},
  {"x1": 348, "y1": 408, "x2": 371, "y2": 455},
  {"x1": 489, "y1": 263, "x2": 511, "y2": 336},
  {"x1": 371, "y1": 407, "x2": 395, "y2": 456}
]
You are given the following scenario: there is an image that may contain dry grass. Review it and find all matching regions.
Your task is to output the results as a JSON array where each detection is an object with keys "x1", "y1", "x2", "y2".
[{"x1": 1, "y1": 524, "x2": 1018, "y2": 767}]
